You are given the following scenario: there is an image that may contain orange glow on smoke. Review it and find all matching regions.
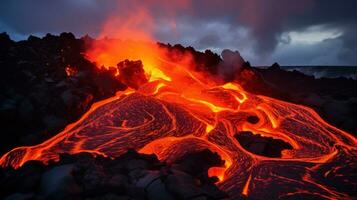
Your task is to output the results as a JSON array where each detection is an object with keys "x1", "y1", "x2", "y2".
[{"x1": 86, "y1": 40, "x2": 170, "y2": 81}]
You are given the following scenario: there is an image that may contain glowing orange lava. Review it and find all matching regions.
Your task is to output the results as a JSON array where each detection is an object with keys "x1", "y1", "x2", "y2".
[{"x1": 1, "y1": 46, "x2": 356, "y2": 198}]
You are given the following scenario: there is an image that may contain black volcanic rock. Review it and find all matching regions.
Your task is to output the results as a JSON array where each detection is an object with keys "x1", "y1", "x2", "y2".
[
  {"x1": 117, "y1": 59, "x2": 148, "y2": 89},
  {"x1": 232, "y1": 62, "x2": 290, "y2": 100},
  {"x1": 269, "y1": 62, "x2": 281, "y2": 70},
  {"x1": 172, "y1": 149, "x2": 225, "y2": 177},
  {"x1": 0, "y1": 32, "x2": 14, "y2": 51},
  {"x1": 0, "y1": 33, "x2": 126, "y2": 154},
  {"x1": 0, "y1": 150, "x2": 227, "y2": 200},
  {"x1": 247, "y1": 115, "x2": 259, "y2": 124},
  {"x1": 234, "y1": 131, "x2": 293, "y2": 158},
  {"x1": 158, "y1": 42, "x2": 222, "y2": 75}
]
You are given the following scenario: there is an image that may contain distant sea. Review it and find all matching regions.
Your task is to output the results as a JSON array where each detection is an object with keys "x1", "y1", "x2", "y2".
[{"x1": 258, "y1": 66, "x2": 357, "y2": 80}]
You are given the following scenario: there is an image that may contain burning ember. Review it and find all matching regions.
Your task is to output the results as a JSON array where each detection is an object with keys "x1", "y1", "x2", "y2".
[
  {"x1": 64, "y1": 65, "x2": 77, "y2": 77},
  {"x1": 0, "y1": 39, "x2": 356, "y2": 199}
]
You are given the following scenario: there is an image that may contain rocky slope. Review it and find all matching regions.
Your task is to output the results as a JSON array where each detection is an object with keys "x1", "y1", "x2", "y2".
[
  {"x1": 0, "y1": 149, "x2": 227, "y2": 200},
  {"x1": 1, "y1": 32, "x2": 356, "y2": 156}
]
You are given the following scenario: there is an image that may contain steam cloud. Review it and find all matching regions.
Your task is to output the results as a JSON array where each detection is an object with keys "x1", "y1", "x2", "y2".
[
  {"x1": 0, "y1": 0, "x2": 356, "y2": 65},
  {"x1": 219, "y1": 49, "x2": 245, "y2": 79}
]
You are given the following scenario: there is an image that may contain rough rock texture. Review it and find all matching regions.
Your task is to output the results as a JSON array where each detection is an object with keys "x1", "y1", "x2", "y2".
[
  {"x1": 158, "y1": 43, "x2": 222, "y2": 75},
  {"x1": 117, "y1": 59, "x2": 148, "y2": 89},
  {"x1": 234, "y1": 131, "x2": 293, "y2": 158},
  {"x1": 0, "y1": 150, "x2": 227, "y2": 200},
  {"x1": 0, "y1": 32, "x2": 126, "y2": 154}
]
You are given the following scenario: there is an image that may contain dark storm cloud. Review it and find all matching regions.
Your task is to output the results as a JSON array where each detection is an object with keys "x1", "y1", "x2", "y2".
[
  {"x1": 0, "y1": 0, "x2": 114, "y2": 37},
  {"x1": 337, "y1": 27, "x2": 357, "y2": 64},
  {"x1": 275, "y1": 0, "x2": 357, "y2": 65},
  {"x1": 0, "y1": 0, "x2": 356, "y2": 65},
  {"x1": 184, "y1": 0, "x2": 357, "y2": 63}
]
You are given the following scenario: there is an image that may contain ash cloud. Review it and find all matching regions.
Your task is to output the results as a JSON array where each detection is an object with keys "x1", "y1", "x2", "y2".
[{"x1": 0, "y1": 0, "x2": 356, "y2": 65}]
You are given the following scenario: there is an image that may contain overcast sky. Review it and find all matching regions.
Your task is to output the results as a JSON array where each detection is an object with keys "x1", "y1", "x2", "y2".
[{"x1": 0, "y1": 0, "x2": 356, "y2": 66}]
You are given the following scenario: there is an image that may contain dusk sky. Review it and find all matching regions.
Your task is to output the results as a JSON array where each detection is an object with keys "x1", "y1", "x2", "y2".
[{"x1": 0, "y1": 0, "x2": 356, "y2": 66}]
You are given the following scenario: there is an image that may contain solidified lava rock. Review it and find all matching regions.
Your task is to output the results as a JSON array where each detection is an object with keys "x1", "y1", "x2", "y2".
[
  {"x1": 0, "y1": 32, "x2": 126, "y2": 155},
  {"x1": 172, "y1": 149, "x2": 225, "y2": 178},
  {"x1": 234, "y1": 131, "x2": 293, "y2": 158},
  {"x1": 0, "y1": 149, "x2": 228, "y2": 200},
  {"x1": 158, "y1": 43, "x2": 222, "y2": 75},
  {"x1": 247, "y1": 115, "x2": 259, "y2": 124},
  {"x1": 117, "y1": 59, "x2": 148, "y2": 89}
]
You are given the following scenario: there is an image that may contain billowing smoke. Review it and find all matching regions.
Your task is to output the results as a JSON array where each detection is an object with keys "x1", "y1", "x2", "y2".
[
  {"x1": 218, "y1": 49, "x2": 245, "y2": 80},
  {"x1": 0, "y1": 0, "x2": 356, "y2": 65}
]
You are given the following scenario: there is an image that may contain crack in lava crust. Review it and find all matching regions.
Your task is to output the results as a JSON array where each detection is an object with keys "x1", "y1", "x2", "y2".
[{"x1": 1, "y1": 80, "x2": 356, "y2": 199}]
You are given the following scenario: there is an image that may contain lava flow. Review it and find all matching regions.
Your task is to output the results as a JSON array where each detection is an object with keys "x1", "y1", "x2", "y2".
[{"x1": 1, "y1": 41, "x2": 356, "y2": 199}]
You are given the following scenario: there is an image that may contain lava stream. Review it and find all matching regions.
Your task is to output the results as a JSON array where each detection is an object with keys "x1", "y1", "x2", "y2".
[{"x1": 1, "y1": 47, "x2": 356, "y2": 199}]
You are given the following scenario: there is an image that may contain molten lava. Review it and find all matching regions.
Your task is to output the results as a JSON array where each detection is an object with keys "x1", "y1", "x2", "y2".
[{"x1": 1, "y1": 42, "x2": 356, "y2": 199}]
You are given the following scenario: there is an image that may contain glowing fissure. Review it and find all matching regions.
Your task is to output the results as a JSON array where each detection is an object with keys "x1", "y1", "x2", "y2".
[{"x1": 0, "y1": 41, "x2": 356, "y2": 199}]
